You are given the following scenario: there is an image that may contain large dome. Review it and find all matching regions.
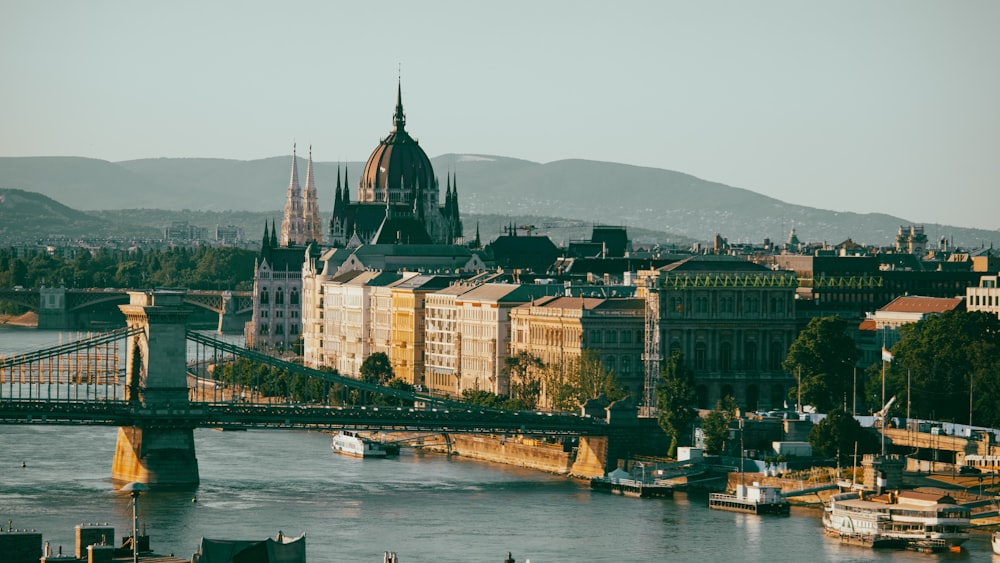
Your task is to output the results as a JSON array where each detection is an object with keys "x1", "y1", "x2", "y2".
[{"x1": 358, "y1": 83, "x2": 436, "y2": 205}]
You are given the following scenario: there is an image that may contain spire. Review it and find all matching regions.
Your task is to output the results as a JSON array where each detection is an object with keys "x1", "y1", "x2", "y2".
[
  {"x1": 270, "y1": 219, "x2": 278, "y2": 249},
  {"x1": 302, "y1": 145, "x2": 322, "y2": 244},
  {"x1": 280, "y1": 144, "x2": 305, "y2": 246},
  {"x1": 260, "y1": 221, "x2": 270, "y2": 257},
  {"x1": 474, "y1": 221, "x2": 481, "y2": 249},
  {"x1": 392, "y1": 79, "x2": 406, "y2": 133},
  {"x1": 342, "y1": 167, "x2": 350, "y2": 205}
]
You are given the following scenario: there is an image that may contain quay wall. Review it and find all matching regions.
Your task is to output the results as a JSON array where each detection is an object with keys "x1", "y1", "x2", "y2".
[{"x1": 448, "y1": 435, "x2": 576, "y2": 475}]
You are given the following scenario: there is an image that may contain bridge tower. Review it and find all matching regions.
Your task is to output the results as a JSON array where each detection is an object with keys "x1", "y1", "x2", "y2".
[{"x1": 112, "y1": 290, "x2": 200, "y2": 486}]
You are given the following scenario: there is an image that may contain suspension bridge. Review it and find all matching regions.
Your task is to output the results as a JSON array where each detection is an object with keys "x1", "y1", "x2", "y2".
[{"x1": 0, "y1": 290, "x2": 608, "y2": 486}]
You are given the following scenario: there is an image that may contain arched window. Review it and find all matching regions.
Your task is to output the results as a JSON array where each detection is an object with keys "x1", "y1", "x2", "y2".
[
  {"x1": 290, "y1": 289, "x2": 299, "y2": 305},
  {"x1": 744, "y1": 341, "x2": 758, "y2": 370},
  {"x1": 694, "y1": 342, "x2": 707, "y2": 370},
  {"x1": 276, "y1": 288, "x2": 285, "y2": 305},
  {"x1": 720, "y1": 342, "x2": 732, "y2": 371},
  {"x1": 770, "y1": 341, "x2": 784, "y2": 370},
  {"x1": 260, "y1": 289, "x2": 269, "y2": 305},
  {"x1": 746, "y1": 385, "x2": 759, "y2": 411}
]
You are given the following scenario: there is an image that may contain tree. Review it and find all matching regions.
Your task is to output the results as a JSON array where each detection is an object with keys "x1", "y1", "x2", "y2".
[
  {"x1": 701, "y1": 396, "x2": 739, "y2": 455},
  {"x1": 808, "y1": 409, "x2": 880, "y2": 463},
  {"x1": 545, "y1": 350, "x2": 626, "y2": 412},
  {"x1": 360, "y1": 352, "x2": 394, "y2": 386},
  {"x1": 657, "y1": 351, "x2": 697, "y2": 458},
  {"x1": 875, "y1": 310, "x2": 1000, "y2": 426},
  {"x1": 504, "y1": 351, "x2": 544, "y2": 409},
  {"x1": 783, "y1": 316, "x2": 858, "y2": 412}
]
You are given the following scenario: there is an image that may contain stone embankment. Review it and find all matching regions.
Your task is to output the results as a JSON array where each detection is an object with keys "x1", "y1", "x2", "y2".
[{"x1": 418, "y1": 434, "x2": 607, "y2": 478}]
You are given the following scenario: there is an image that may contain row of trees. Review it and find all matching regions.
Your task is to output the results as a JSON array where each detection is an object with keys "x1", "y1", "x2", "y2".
[{"x1": 0, "y1": 245, "x2": 257, "y2": 293}]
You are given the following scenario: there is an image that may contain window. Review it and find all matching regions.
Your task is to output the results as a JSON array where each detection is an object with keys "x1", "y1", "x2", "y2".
[
  {"x1": 720, "y1": 342, "x2": 732, "y2": 371},
  {"x1": 694, "y1": 343, "x2": 707, "y2": 370},
  {"x1": 260, "y1": 290, "x2": 270, "y2": 305},
  {"x1": 606, "y1": 330, "x2": 618, "y2": 344},
  {"x1": 591, "y1": 330, "x2": 602, "y2": 344},
  {"x1": 276, "y1": 288, "x2": 285, "y2": 305},
  {"x1": 744, "y1": 342, "x2": 758, "y2": 370},
  {"x1": 290, "y1": 289, "x2": 299, "y2": 305},
  {"x1": 621, "y1": 330, "x2": 632, "y2": 344}
]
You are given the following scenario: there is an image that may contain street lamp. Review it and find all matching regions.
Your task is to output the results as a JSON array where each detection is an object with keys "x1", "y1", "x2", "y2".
[{"x1": 120, "y1": 482, "x2": 149, "y2": 563}]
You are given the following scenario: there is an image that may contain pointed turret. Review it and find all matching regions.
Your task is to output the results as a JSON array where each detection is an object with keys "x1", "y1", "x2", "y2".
[
  {"x1": 280, "y1": 144, "x2": 306, "y2": 246},
  {"x1": 270, "y1": 220, "x2": 278, "y2": 249},
  {"x1": 302, "y1": 145, "x2": 323, "y2": 245},
  {"x1": 260, "y1": 221, "x2": 271, "y2": 258},
  {"x1": 474, "y1": 221, "x2": 481, "y2": 249}
]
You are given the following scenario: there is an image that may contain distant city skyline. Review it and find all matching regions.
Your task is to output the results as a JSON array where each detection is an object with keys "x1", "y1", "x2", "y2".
[{"x1": 2, "y1": 1, "x2": 998, "y2": 231}]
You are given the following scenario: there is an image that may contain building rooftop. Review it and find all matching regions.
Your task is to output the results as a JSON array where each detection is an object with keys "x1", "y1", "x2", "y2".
[{"x1": 879, "y1": 295, "x2": 964, "y2": 314}]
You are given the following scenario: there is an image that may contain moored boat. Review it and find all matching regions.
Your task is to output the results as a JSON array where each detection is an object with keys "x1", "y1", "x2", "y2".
[
  {"x1": 709, "y1": 482, "x2": 790, "y2": 515},
  {"x1": 331, "y1": 431, "x2": 389, "y2": 458},
  {"x1": 993, "y1": 530, "x2": 1000, "y2": 555},
  {"x1": 822, "y1": 490, "x2": 970, "y2": 552},
  {"x1": 590, "y1": 467, "x2": 674, "y2": 498}
]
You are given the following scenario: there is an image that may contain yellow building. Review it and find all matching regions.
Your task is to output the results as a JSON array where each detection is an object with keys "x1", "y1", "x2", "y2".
[
  {"x1": 509, "y1": 296, "x2": 645, "y2": 407},
  {"x1": 389, "y1": 275, "x2": 456, "y2": 386}
]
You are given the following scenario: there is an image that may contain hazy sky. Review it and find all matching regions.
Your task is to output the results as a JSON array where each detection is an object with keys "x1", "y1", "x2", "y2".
[{"x1": 3, "y1": 1, "x2": 998, "y2": 230}]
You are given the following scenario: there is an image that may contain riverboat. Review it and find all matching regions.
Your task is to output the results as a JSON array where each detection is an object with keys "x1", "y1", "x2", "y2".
[
  {"x1": 822, "y1": 490, "x2": 970, "y2": 552},
  {"x1": 590, "y1": 468, "x2": 674, "y2": 498},
  {"x1": 709, "y1": 482, "x2": 790, "y2": 515},
  {"x1": 331, "y1": 431, "x2": 389, "y2": 458}
]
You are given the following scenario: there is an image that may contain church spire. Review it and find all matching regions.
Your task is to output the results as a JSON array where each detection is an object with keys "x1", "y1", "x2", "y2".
[
  {"x1": 392, "y1": 79, "x2": 406, "y2": 133},
  {"x1": 280, "y1": 144, "x2": 306, "y2": 246},
  {"x1": 302, "y1": 145, "x2": 322, "y2": 244}
]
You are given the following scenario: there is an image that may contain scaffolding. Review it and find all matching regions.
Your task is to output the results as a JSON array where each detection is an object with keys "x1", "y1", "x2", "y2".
[{"x1": 641, "y1": 286, "x2": 660, "y2": 418}]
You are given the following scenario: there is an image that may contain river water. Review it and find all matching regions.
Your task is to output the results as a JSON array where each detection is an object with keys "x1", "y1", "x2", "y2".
[{"x1": 0, "y1": 327, "x2": 992, "y2": 562}]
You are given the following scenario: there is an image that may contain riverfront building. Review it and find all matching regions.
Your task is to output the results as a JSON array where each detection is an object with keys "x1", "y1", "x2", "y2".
[
  {"x1": 509, "y1": 296, "x2": 645, "y2": 408},
  {"x1": 636, "y1": 255, "x2": 799, "y2": 411}
]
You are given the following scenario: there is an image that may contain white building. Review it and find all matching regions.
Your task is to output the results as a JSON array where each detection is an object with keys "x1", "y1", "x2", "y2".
[{"x1": 967, "y1": 275, "x2": 1000, "y2": 319}]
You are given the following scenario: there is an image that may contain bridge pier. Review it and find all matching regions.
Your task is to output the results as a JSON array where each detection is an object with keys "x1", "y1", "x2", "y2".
[
  {"x1": 217, "y1": 291, "x2": 244, "y2": 334},
  {"x1": 37, "y1": 287, "x2": 71, "y2": 329},
  {"x1": 111, "y1": 290, "x2": 199, "y2": 486}
]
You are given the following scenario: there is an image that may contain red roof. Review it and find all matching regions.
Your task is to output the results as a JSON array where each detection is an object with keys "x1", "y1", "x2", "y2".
[{"x1": 879, "y1": 296, "x2": 963, "y2": 314}]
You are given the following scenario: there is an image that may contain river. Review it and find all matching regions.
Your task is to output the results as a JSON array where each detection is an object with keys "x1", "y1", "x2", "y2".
[{"x1": 1, "y1": 327, "x2": 991, "y2": 561}]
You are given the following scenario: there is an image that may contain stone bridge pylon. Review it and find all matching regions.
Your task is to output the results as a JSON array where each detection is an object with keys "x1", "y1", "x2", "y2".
[{"x1": 111, "y1": 290, "x2": 200, "y2": 486}]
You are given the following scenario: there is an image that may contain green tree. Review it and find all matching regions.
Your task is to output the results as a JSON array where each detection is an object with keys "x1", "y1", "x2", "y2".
[
  {"x1": 783, "y1": 316, "x2": 858, "y2": 412},
  {"x1": 701, "y1": 396, "x2": 739, "y2": 455},
  {"x1": 545, "y1": 350, "x2": 627, "y2": 412},
  {"x1": 360, "y1": 352, "x2": 394, "y2": 386},
  {"x1": 808, "y1": 409, "x2": 880, "y2": 463},
  {"x1": 657, "y1": 350, "x2": 697, "y2": 458},
  {"x1": 875, "y1": 310, "x2": 1000, "y2": 426},
  {"x1": 504, "y1": 351, "x2": 544, "y2": 409}
]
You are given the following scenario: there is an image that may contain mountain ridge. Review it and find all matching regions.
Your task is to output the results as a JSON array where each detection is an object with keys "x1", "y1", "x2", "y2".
[{"x1": 1, "y1": 154, "x2": 996, "y2": 247}]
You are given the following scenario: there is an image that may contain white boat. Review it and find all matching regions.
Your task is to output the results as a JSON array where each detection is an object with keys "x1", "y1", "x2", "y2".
[
  {"x1": 822, "y1": 490, "x2": 970, "y2": 552},
  {"x1": 709, "y1": 482, "x2": 790, "y2": 515},
  {"x1": 590, "y1": 467, "x2": 674, "y2": 498},
  {"x1": 331, "y1": 431, "x2": 388, "y2": 458},
  {"x1": 992, "y1": 530, "x2": 1000, "y2": 555}
]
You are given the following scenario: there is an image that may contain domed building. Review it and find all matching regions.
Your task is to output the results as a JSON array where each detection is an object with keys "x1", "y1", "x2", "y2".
[{"x1": 329, "y1": 82, "x2": 463, "y2": 247}]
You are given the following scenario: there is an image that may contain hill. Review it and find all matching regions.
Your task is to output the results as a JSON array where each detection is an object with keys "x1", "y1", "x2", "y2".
[
  {"x1": 2, "y1": 154, "x2": 997, "y2": 247},
  {"x1": 0, "y1": 188, "x2": 124, "y2": 241}
]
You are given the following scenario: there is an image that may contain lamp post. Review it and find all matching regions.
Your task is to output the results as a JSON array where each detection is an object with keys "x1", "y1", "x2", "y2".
[{"x1": 121, "y1": 482, "x2": 149, "y2": 563}]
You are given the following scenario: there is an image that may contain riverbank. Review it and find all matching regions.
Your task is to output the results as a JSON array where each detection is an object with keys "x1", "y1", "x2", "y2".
[{"x1": 0, "y1": 312, "x2": 38, "y2": 327}]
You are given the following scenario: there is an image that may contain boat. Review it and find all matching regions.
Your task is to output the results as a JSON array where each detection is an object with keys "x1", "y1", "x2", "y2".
[
  {"x1": 822, "y1": 490, "x2": 970, "y2": 552},
  {"x1": 589, "y1": 467, "x2": 674, "y2": 498},
  {"x1": 709, "y1": 482, "x2": 790, "y2": 515},
  {"x1": 331, "y1": 431, "x2": 389, "y2": 458},
  {"x1": 993, "y1": 530, "x2": 1000, "y2": 555}
]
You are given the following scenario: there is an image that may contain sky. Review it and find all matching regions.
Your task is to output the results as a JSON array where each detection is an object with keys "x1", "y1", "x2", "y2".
[{"x1": 2, "y1": 1, "x2": 998, "y2": 230}]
